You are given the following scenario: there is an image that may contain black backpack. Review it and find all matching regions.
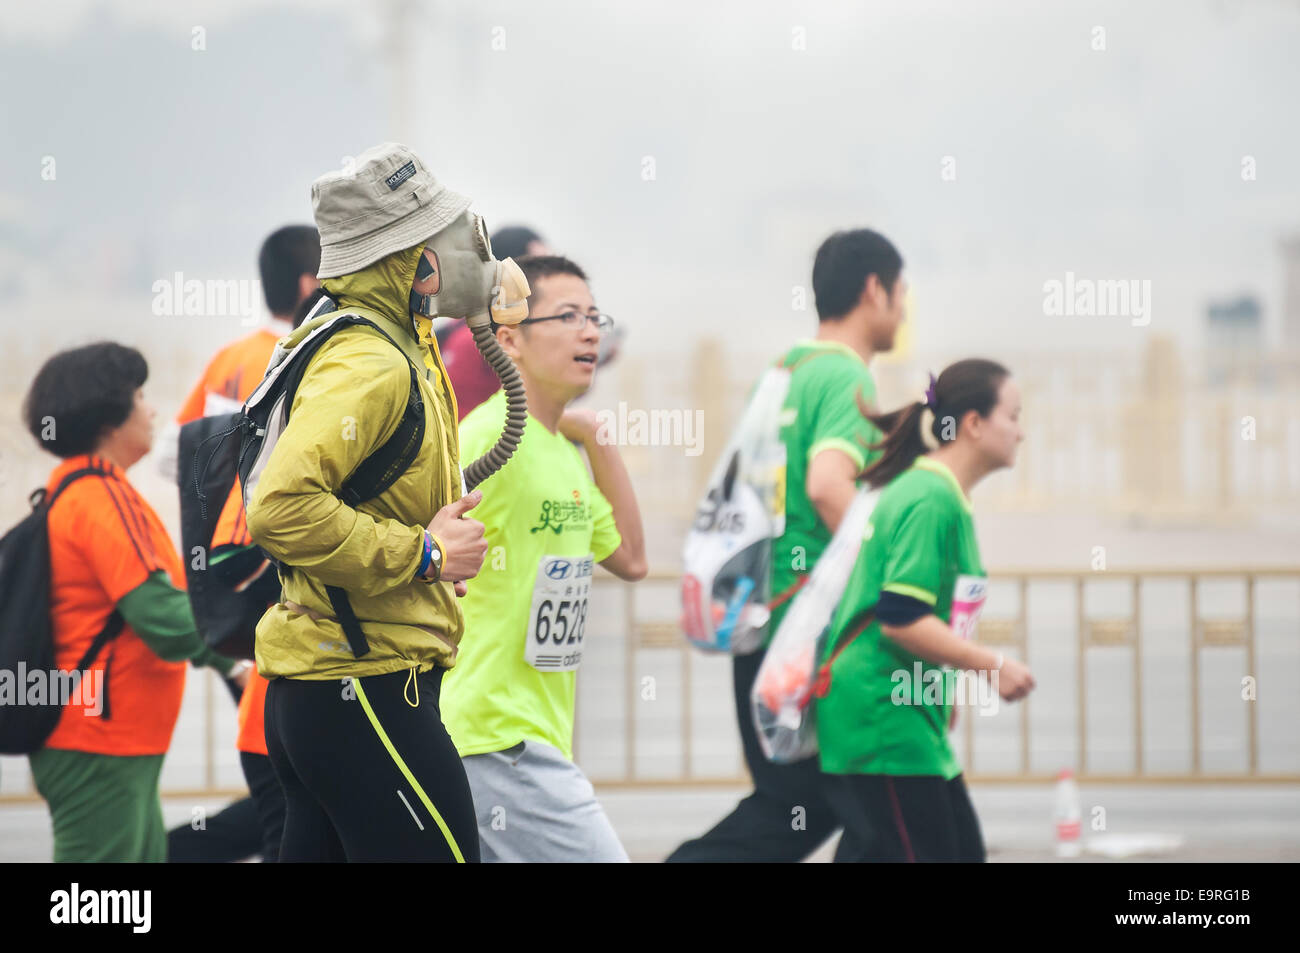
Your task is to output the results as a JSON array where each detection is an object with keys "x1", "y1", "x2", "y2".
[
  {"x1": 0, "y1": 467, "x2": 125, "y2": 754},
  {"x1": 177, "y1": 416, "x2": 282, "y2": 660},
  {"x1": 182, "y1": 295, "x2": 426, "y2": 660}
]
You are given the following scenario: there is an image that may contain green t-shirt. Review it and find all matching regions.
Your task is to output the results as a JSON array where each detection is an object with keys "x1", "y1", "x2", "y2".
[
  {"x1": 441, "y1": 391, "x2": 622, "y2": 761},
  {"x1": 815, "y1": 457, "x2": 986, "y2": 779},
  {"x1": 769, "y1": 340, "x2": 881, "y2": 638}
]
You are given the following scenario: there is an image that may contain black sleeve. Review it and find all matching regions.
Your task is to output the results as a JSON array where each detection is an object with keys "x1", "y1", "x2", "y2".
[{"x1": 875, "y1": 591, "x2": 934, "y2": 627}]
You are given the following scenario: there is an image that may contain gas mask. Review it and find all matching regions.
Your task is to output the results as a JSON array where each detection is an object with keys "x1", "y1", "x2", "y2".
[
  {"x1": 409, "y1": 211, "x2": 531, "y2": 489},
  {"x1": 409, "y1": 212, "x2": 529, "y2": 329}
]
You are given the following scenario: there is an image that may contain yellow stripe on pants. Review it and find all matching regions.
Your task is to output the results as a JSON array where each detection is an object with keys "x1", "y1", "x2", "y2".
[{"x1": 353, "y1": 678, "x2": 465, "y2": 863}]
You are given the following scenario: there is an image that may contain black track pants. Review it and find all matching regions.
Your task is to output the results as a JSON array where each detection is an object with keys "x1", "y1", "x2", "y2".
[
  {"x1": 822, "y1": 773, "x2": 986, "y2": 862},
  {"x1": 665, "y1": 649, "x2": 840, "y2": 862},
  {"x1": 265, "y1": 667, "x2": 480, "y2": 863},
  {"x1": 166, "y1": 796, "x2": 262, "y2": 862},
  {"x1": 238, "y1": 751, "x2": 286, "y2": 863}
]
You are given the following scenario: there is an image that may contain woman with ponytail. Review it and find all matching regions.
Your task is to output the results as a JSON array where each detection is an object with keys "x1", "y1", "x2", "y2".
[{"x1": 814, "y1": 358, "x2": 1036, "y2": 862}]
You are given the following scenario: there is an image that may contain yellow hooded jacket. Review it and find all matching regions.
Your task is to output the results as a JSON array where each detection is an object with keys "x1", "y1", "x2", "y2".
[{"x1": 247, "y1": 243, "x2": 466, "y2": 680}]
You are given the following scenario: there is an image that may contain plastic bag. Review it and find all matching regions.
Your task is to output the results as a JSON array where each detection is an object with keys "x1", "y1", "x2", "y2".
[
  {"x1": 751, "y1": 486, "x2": 879, "y2": 762},
  {"x1": 681, "y1": 367, "x2": 790, "y2": 654}
]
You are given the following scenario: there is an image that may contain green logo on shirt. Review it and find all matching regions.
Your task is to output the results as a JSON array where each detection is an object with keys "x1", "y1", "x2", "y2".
[{"x1": 531, "y1": 491, "x2": 591, "y2": 535}]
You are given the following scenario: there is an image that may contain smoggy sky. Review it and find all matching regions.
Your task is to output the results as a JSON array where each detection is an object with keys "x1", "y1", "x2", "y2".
[{"x1": 3, "y1": 0, "x2": 1299, "y2": 360}]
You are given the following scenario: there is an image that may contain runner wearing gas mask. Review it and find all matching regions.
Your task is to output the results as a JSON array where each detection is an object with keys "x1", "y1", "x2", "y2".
[{"x1": 244, "y1": 143, "x2": 528, "y2": 862}]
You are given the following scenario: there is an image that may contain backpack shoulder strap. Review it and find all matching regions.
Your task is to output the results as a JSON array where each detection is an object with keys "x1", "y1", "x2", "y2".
[
  {"x1": 73, "y1": 610, "x2": 126, "y2": 718},
  {"x1": 811, "y1": 608, "x2": 876, "y2": 700},
  {"x1": 35, "y1": 464, "x2": 114, "y2": 512},
  {"x1": 34, "y1": 466, "x2": 128, "y2": 704},
  {"x1": 267, "y1": 312, "x2": 427, "y2": 662},
  {"x1": 338, "y1": 357, "x2": 424, "y2": 507},
  {"x1": 290, "y1": 316, "x2": 427, "y2": 507},
  {"x1": 75, "y1": 610, "x2": 126, "y2": 670}
]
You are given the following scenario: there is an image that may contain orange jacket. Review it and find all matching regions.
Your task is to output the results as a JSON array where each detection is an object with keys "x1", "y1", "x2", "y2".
[
  {"x1": 176, "y1": 327, "x2": 282, "y2": 425},
  {"x1": 43, "y1": 456, "x2": 188, "y2": 755}
]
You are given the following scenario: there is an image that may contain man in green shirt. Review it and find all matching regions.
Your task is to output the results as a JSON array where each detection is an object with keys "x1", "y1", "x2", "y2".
[
  {"x1": 441, "y1": 255, "x2": 646, "y2": 862},
  {"x1": 668, "y1": 229, "x2": 907, "y2": 862}
]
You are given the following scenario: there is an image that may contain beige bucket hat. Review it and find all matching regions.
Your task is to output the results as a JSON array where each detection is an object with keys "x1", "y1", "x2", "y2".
[{"x1": 312, "y1": 142, "x2": 472, "y2": 279}]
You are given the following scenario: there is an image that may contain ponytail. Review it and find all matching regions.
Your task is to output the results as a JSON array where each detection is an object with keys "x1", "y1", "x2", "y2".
[
  {"x1": 861, "y1": 401, "x2": 929, "y2": 489},
  {"x1": 861, "y1": 358, "x2": 1010, "y2": 489}
]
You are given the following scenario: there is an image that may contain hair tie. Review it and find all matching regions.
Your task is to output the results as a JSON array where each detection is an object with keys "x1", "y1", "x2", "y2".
[{"x1": 923, "y1": 372, "x2": 938, "y2": 411}]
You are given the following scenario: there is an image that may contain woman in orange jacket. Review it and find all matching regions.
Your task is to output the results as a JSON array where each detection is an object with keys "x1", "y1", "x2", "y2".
[{"x1": 23, "y1": 342, "x2": 242, "y2": 862}]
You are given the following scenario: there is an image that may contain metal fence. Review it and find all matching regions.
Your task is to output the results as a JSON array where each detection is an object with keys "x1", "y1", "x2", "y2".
[
  {"x1": 1, "y1": 566, "x2": 1297, "y2": 803},
  {"x1": 582, "y1": 568, "x2": 1300, "y2": 787}
]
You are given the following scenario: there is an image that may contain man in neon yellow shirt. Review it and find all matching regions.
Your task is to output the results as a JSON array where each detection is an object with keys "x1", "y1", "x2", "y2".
[{"x1": 442, "y1": 255, "x2": 647, "y2": 862}]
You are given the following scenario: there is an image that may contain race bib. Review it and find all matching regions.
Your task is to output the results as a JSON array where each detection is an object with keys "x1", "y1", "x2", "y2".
[
  {"x1": 203, "y1": 392, "x2": 244, "y2": 417},
  {"x1": 524, "y1": 554, "x2": 593, "y2": 672},
  {"x1": 950, "y1": 575, "x2": 988, "y2": 641}
]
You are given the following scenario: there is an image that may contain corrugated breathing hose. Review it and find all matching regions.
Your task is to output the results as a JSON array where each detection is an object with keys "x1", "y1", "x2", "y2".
[{"x1": 462, "y1": 317, "x2": 527, "y2": 490}]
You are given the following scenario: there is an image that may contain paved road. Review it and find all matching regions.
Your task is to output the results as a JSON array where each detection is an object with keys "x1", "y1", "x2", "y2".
[{"x1": 3, "y1": 782, "x2": 1296, "y2": 862}]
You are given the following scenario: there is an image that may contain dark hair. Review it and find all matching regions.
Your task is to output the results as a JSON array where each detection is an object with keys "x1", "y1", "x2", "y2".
[
  {"x1": 258, "y1": 225, "x2": 321, "y2": 316},
  {"x1": 812, "y1": 229, "x2": 903, "y2": 321},
  {"x1": 516, "y1": 254, "x2": 588, "y2": 291},
  {"x1": 491, "y1": 225, "x2": 545, "y2": 261},
  {"x1": 292, "y1": 287, "x2": 327, "y2": 329},
  {"x1": 493, "y1": 255, "x2": 590, "y2": 333},
  {"x1": 23, "y1": 343, "x2": 148, "y2": 458},
  {"x1": 861, "y1": 358, "x2": 1010, "y2": 488}
]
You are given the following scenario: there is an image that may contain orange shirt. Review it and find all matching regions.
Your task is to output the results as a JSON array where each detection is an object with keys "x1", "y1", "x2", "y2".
[
  {"x1": 44, "y1": 455, "x2": 188, "y2": 756},
  {"x1": 178, "y1": 327, "x2": 283, "y2": 549},
  {"x1": 175, "y1": 327, "x2": 282, "y2": 426},
  {"x1": 236, "y1": 671, "x2": 270, "y2": 755},
  {"x1": 179, "y1": 327, "x2": 282, "y2": 756},
  {"x1": 212, "y1": 473, "x2": 254, "y2": 548}
]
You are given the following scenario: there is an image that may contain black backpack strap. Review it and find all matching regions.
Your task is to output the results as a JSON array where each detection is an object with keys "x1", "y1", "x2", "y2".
[
  {"x1": 72, "y1": 611, "x2": 126, "y2": 719},
  {"x1": 278, "y1": 314, "x2": 426, "y2": 508},
  {"x1": 73, "y1": 610, "x2": 125, "y2": 672},
  {"x1": 35, "y1": 466, "x2": 128, "y2": 717},
  {"x1": 276, "y1": 314, "x2": 428, "y2": 660},
  {"x1": 340, "y1": 360, "x2": 424, "y2": 507},
  {"x1": 34, "y1": 464, "x2": 113, "y2": 512},
  {"x1": 325, "y1": 586, "x2": 372, "y2": 658}
]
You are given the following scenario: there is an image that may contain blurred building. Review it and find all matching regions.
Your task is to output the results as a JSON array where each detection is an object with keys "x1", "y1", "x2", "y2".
[
  {"x1": 1205, "y1": 295, "x2": 1263, "y2": 387},
  {"x1": 1282, "y1": 236, "x2": 1300, "y2": 352}
]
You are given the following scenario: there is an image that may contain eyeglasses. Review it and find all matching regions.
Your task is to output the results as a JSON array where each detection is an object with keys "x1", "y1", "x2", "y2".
[{"x1": 518, "y1": 311, "x2": 615, "y2": 332}]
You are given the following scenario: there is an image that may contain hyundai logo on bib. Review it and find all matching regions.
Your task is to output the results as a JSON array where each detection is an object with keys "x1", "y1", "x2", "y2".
[{"x1": 544, "y1": 556, "x2": 595, "y2": 580}]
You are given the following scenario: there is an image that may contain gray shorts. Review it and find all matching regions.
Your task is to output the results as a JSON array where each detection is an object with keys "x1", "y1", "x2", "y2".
[{"x1": 462, "y1": 740, "x2": 628, "y2": 863}]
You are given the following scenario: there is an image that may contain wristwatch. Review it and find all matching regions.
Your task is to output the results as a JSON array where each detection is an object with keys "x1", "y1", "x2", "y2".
[
  {"x1": 422, "y1": 532, "x2": 444, "y2": 584},
  {"x1": 428, "y1": 540, "x2": 443, "y2": 582}
]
